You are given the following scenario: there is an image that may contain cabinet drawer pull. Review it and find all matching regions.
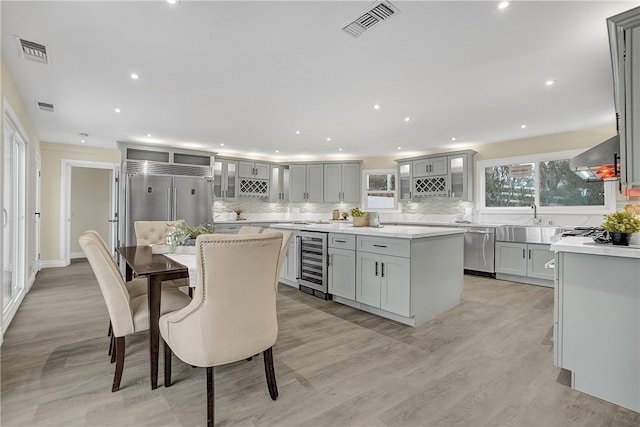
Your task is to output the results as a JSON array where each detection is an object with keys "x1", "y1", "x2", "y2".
[
  {"x1": 335, "y1": 239, "x2": 346, "y2": 243},
  {"x1": 373, "y1": 244, "x2": 387, "y2": 248}
]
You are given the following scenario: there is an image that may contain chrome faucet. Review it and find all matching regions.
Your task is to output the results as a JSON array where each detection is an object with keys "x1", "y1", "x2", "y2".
[{"x1": 531, "y1": 203, "x2": 541, "y2": 225}]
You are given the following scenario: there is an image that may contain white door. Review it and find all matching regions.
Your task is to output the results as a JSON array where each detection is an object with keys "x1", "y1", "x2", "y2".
[
  {"x1": 33, "y1": 153, "x2": 41, "y2": 279},
  {"x1": 2, "y1": 115, "x2": 27, "y2": 327}
]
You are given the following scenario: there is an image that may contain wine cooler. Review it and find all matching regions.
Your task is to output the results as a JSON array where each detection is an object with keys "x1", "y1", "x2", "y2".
[{"x1": 296, "y1": 231, "x2": 330, "y2": 300}]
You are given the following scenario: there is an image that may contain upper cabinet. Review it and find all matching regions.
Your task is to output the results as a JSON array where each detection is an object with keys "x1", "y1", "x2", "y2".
[
  {"x1": 608, "y1": 6, "x2": 640, "y2": 188},
  {"x1": 270, "y1": 164, "x2": 289, "y2": 202},
  {"x1": 238, "y1": 161, "x2": 270, "y2": 180},
  {"x1": 213, "y1": 158, "x2": 238, "y2": 200},
  {"x1": 323, "y1": 163, "x2": 361, "y2": 203},
  {"x1": 396, "y1": 150, "x2": 476, "y2": 201},
  {"x1": 289, "y1": 164, "x2": 324, "y2": 203}
]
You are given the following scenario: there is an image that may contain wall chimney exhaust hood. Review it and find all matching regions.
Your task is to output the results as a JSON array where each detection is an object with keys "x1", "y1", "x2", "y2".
[{"x1": 569, "y1": 134, "x2": 620, "y2": 181}]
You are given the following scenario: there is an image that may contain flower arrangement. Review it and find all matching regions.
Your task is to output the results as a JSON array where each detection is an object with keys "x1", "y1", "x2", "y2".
[
  {"x1": 233, "y1": 208, "x2": 245, "y2": 220},
  {"x1": 350, "y1": 207, "x2": 366, "y2": 217},
  {"x1": 168, "y1": 222, "x2": 215, "y2": 250},
  {"x1": 350, "y1": 207, "x2": 368, "y2": 227},
  {"x1": 601, "y1": 210, "x2": 640, "y2": 234}
]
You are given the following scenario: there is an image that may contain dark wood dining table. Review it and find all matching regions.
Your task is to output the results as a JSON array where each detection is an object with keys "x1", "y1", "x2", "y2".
[{"x1": 116, "y1": 245, "x2": 189, "y2": 390}]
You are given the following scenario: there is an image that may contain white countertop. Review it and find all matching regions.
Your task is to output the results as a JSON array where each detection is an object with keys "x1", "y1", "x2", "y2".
[
  {"x1": 270, "y1": 223, "x2": 466, "y2": 239},
  {"x1": 550, "y1": 236, "x2": 640, "y2": 259}
]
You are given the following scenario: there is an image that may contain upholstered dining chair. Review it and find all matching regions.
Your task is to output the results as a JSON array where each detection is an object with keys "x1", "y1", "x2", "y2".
[
  {"x1": 237, "y1": 226, "x2": 293, "y2": 281},
  {"x1": 159, "y1": 232, "x2": 285, "y2": 427},
  {"x1": 79, "y1": 232, "x2": 191, "y2": 392}
]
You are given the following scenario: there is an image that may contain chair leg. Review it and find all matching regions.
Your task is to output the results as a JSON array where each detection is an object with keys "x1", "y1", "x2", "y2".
[
  {"x1": 107, "y1": 321, "x2": 112, "y2": 336},
  {"x1": 110, "y1": 336, "x2": 116, "y2": 363},
  {"x1": 163, "y1": 339, "x2": 172, "y2": 387},
  {"x1": 112, "y1": 337, "x2": 125, "y2": 392},
  {"x1": 107, "y1": 322, "x2": 113, "y2": 357},
  {"x1": 206, "y1": 367, "x2": 214, "y2": 427},
  {"x1": 263, "y1": 347, "x2": 278, "y2": 400}
]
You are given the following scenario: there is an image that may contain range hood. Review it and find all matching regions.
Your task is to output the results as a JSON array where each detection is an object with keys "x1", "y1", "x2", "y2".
[{"x1": 569, "y1": 134, "x2": 620, "y2": 181}]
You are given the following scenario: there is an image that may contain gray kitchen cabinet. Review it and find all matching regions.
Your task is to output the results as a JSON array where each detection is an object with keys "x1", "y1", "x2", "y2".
[
  {"x1": 397, "y1": 150, "x2": 476, "y2": 200},
  {"x1": 324, "y1": 163, "x2": 360, "y2": 203},
  {"x1": 239, "y1": 160, "x2": 270, "y2": 179},
  {"x1": 412, "y1": 156, "x2": 447, "y2": 177},
  {"x1": 289, "y1": 164, "x2": 323, "y2": 202},
  {"x1": 279, "y1": 234, "x2": 298, "y2": 286},
  {"x1": 269, "y1": 164, "x2": 289, "y2": 202},
  {"x1": 356, "y1": 236, "x2": 411, "y2": 317},
  {"x1": 608, "y1": 7, "x2": 640, "y2": 188},
  {"x1": 398, "y1": 161, "x2": 412, "y2": 200},
  {"x1": 213, "y1": 158, "x2": 238, "y2": 200},
  {"x1": 328, "y1": 233, "x2": 356, "y2": 300},
  {"x1": 495, "y1": 241, "x2": 553, "y2": 286}
]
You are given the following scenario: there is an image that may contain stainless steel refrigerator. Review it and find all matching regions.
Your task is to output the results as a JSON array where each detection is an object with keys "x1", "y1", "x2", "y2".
[{"x1": 124, "y1": 173, "x2": 213, "y2": 246}]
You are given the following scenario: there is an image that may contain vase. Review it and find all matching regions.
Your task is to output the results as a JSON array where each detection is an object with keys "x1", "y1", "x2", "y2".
[
  {"x1": 610, "y1": 231, "x2": 630, "y2": 246},
  {"x1": 352, "y1": 216, "x2": 369, "y2": 227}
]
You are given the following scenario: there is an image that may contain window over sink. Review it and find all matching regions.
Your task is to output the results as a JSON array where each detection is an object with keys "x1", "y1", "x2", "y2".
[{"x1": 478, "y1": 150, "x2": 615, "y2": 213}]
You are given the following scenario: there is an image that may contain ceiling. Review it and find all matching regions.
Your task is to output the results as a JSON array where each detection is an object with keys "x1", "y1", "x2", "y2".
[{"x1": 2, "y1": 0, "x2": 639, "y2": 161}]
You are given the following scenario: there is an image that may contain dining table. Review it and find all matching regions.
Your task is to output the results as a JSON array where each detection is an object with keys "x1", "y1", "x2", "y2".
[{"x1": 116, "y1": 245, "x2": 190, "y2": 390}]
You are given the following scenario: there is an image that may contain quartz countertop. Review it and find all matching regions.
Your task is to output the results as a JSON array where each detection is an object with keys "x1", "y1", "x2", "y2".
[
  {"x1": 550, "y1": 236, "x2": 640, "y2": 259},
  {"x1": 270, "y1": 223, "x2": 466, "y2": 239}
]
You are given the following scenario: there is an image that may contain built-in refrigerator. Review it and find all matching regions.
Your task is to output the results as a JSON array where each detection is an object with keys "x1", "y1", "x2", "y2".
[{"x1": 123, "y1": 163, "x2": 213, "y2": 246}]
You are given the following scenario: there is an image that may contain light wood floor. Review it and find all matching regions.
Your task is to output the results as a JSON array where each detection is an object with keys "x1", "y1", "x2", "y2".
[{"x1": 2, "y1": 260, "x2": 639, "y2": 426}]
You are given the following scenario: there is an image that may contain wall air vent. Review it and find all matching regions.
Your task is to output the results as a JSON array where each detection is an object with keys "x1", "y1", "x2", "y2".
[
  {"x1": 14, "y1": 36, "x2": 49, "y2": 64},
  {"x1": 342, "y1": 1, "x2": 399, "y2": 38},
  {"x1": 37, "y1": 101, "x2": 55, "y2": 112}
]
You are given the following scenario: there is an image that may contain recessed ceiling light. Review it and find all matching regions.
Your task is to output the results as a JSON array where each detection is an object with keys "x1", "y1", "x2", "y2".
[
  {"x1": 327, "y1": 137, "x2": 331, "y2": 142},
  {"x1": 295, "y1": 130, "x2": 301, "y2": 135},
  {"x1": 130, "y1": 73, "x2": 139, "y2": 80},
  {"x1": 275, "y1": 150, "x2": 280, "y2": 153},
  {"x1": 451, "y1": 137, "x2": 456, "y2": 141},
  {"x1": 498, "y1": 1, "x2": 510, "y2": 10},
  {"x1": 404, "y1": 117, "x2": 410, "y2": 122},
  {"x1": 220, "y1": 143, "x2": 225, "y2": 146},
  {"x1": 521, "y1": 124, "x2": 527, "y2": 129},
  {"x1": 397, "y1": 146, "x2": 402, "y2": 150},
  {"x1": 166, "y1": 0, "x2": 179, "y2": 4},
  {"x1": 338, "y1": 148, "x2": 343, "y2": 151},
  {"x1": 114, "y1": 108, "x2": 121, "y2": 113},
  {"x1": 146, "y1": 133, "x2": 152, "y2": 137},
  {"x1": 80, "y1": 139, "x2": 86, "y2": 143},
  {"x1": 545, "y1": 79, "x2": 555, "y2": 86},
  {"x1": 373, "y1": 104, "x2": 380, "y2": 110}
]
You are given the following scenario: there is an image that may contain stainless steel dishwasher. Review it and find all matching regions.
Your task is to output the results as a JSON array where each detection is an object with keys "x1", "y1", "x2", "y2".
[
  {"x1": 296, "y1": 230, "x2": 331, "y2": 300},
  {"x1": 460, "y1": 226, "x2": 496, "y2": 276}
]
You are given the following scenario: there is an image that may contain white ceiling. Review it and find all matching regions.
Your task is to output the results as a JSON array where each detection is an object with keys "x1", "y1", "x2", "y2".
[{"x1": 2, "y1": 1, "x2": 639, "y2": 161}]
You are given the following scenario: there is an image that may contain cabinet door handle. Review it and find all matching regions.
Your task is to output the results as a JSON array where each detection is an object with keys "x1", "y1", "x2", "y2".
[
  {"x1": 373, "y1": 244, "x2": 387, "y2": 248},
  {"x1": 375, "y1": 261, "x2": 379, "y2": 276},
  {"x1": 381, "y1": 262, "x2": 385, "y2": 278},
  {"x1": 523, "y1": 248, "x2": 526, "y2": 258},
  {"x1": 528, "y1": 249, "x2": 531, "y2": 259}
]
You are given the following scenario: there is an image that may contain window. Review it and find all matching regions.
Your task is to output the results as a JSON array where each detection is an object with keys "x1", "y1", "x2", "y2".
[
  {"x1": 478, "y1": 150, "x2": 614, "y2": 213},
  {"x1": 362, "y1": 169, "x2": 398, "y2": 211}
]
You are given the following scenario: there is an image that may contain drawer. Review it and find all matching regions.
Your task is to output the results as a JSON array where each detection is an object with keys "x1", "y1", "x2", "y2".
[
  {"x1": 357, "y1": 236, "x2": 410, "y2": 257},
  {"x1": 329, "y1": 233, "x2": 356, "y2": 250}
]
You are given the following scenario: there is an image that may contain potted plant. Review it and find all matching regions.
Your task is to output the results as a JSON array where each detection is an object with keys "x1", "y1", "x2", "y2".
[
  {"x1": 350, "y1": 207, "x2": 368, "y2": 227},
  {"x1": 233, "y1": 208, "x2": 246, "y2": 220},
  {"x1": 601, "y1": 210, "x2": 640, "y2": 246}
]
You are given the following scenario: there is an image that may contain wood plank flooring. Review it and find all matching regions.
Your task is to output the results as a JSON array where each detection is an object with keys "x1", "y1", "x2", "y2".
[{"x1": 2, "y1": 260, "x2": 639, "y2": 426}]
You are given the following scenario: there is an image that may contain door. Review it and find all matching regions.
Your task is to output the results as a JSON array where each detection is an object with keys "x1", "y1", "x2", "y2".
[
  {"x1": 527, "y1": 243, "x2": 554, "y2": 280},
  {"x1": 126, "y1": 174, "x2": 172, "y2": 245},
  {"x1": 495, "y1": 242, "x2": 527, "y2": 276},
  {"x1": 380, "y1": 255, "x2": 411, "y2": 316},
  {"x1": 328, "y1": 247, "x2": 355, "y2": 299},
  {"x1": 174, "y1": 176, "x2": 212, "y2": 227},
  {"x1": 2, "y1": 116, "x2": 26, "y2": 325},
  {"x1": 33, "y1": 153, "x2": 41, "y2": 276},
  {"x1": 356, "y1": 252, "x2": 381, "y2": 307}
]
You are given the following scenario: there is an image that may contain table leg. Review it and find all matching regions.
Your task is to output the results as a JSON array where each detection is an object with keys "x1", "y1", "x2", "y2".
[{"x1": 148, "y1": 275, "x2": 162, "y2": 390}]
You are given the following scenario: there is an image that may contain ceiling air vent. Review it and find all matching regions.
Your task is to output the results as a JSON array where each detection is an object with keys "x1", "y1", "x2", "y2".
[
  {"x1": 37, "y1": 102, "x2": 55, "y2": 112},
  {"x1": 342, "y1": 1, "x2": 400, "y2": 38},
  {"x1": 14, "y1": 36, "x2": 49, "y2": 64}
]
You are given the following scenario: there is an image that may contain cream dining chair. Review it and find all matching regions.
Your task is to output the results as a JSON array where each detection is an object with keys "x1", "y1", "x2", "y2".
[
  {"x1": 159, "y1": 231, "x2": 287, "y2": 427},
  {"x1": 79, "y1": 231, "x2": 192, "y2": 392}
]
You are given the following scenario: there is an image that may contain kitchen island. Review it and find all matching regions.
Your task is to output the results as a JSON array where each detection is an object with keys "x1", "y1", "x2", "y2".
[
  {"x1": 551, "y1": 236, "x2": 640, "y2": 412},
  {"x1": 271, "y1": 223, "x2": 465, "y2": 327}
]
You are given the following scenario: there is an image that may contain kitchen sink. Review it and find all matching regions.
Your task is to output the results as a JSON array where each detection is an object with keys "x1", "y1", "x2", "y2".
[{"x1": 495, "y1": 225, "x2": 564, "y2": 244}]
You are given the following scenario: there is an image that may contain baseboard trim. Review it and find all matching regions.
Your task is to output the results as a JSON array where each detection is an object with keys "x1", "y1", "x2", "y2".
[
  {"x1": 40, "y1": 260, "x2": 68, "y2": 268},
  {"x1": 70, "y1": 251, "x2": 84, "y2": 259}
]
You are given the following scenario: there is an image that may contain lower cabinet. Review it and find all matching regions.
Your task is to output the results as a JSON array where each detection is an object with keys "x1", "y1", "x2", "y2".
[
  {"x1": 279, "y1": 233, "x2": 298, "y2": 286},
  {"x1": 328, "y1": 248, "x2": 355, "y2": 299},
  {"x1": 356, "y1": 252, "x2": 411, "y2": 317},
  {"x1": 495, "y1": 242, "x2": 554, "y2": 285}
]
